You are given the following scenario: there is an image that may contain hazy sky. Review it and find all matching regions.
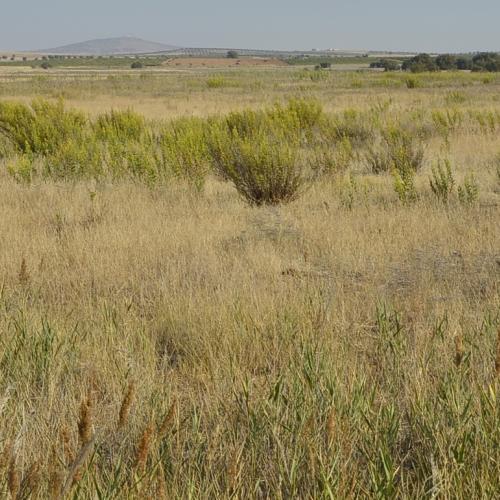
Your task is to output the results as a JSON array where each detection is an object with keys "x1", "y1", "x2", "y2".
[{"x1": 1, "y1": 1, "x2": 499, "y2": 53}]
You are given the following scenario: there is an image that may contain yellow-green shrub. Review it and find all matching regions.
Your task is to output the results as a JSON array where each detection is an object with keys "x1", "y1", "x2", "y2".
[
  {"x1": 207, "y1": 123, "x2": 311, "y2": 205},
  {"x1": 159, "y1": 118, "x2": 210, "y2": 190},
  {"x1": 0, "y1": 99, "x2": 86, "y2": 155},
  {"x1": 93, "y1": 109, "x2": 148, "y2": 143}
]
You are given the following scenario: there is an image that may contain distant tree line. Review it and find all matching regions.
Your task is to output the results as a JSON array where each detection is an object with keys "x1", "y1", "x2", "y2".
[{"x1": 371, "y1": 52, "x2": 500, "y2": 73}]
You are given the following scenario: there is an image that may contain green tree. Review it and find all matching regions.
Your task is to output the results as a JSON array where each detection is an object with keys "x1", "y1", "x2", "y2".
[
  {"x1": 471, "y1": 52, "x2": 500, "y2": 72},
  {"x1": 435, "y1": 54, "x2": 457, "y2": 70},
  {"x1": 402, "y1": 54, "x2": 438, "y2": 73},
  {"x1": 456, "y1": 57, "x2": 473, "y2": 70}
]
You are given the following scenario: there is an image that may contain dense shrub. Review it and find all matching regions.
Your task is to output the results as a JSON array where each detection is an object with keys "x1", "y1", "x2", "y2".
[
  {"x1": 159, "y1": 118, "x2": 210, "y2": 189},
  {"x1": 370, "y1": 59, "x2": 402, "y2": 71},
  {"x1": 93, "y1": 109, "x2": 148, "y2": 142},
  {"x1": 207, "y1": 121, "x2": 311, "y2": 205},
  {"x1": 224, "y1": 98, "x2": 323, "y2": 144},
  {"x1": 320, "y1": 109, "x2": 374, "y2": 147},
  {"x1": 429, "y1": 158, "x2": 455, "y2": 203},
  {"x1": 365, "y1": 126, "x2": 425, "y2": 175},
  {"x1": 0, "y1": 99, "x2": 86, "y2": 155}
]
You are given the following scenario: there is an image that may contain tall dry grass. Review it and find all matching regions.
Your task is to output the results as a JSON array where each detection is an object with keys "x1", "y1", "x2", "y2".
[{"x1": 0, "y1": 68, "x2": 499, "y2": 498}]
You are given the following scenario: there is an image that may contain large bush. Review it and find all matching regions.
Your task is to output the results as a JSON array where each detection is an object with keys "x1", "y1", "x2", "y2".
[
  {"x1": 207, "y1": 121, "x2": 311, "y2": 205},
  {"x1": 0, "y1": 99, "x2": 86, "y2": 155}
]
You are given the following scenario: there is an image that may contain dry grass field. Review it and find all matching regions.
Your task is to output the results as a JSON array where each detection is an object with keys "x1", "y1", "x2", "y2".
[{"x1": 0, "y1": 66, "x2": 499, "y2": 498}]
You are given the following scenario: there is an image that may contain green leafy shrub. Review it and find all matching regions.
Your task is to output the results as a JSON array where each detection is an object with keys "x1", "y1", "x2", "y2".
[
  {"x1": 45, "y1": 137, "x2": 105, "y2": 180},
  {"x1": 284, "y1": 97, "x2": 323, "y2": 131},
  {"x1": 365, "y1": 126, "x2": 425, "y2": 175},
  {"x1": 6, "y1": 155, "x2": 37, "y2": 183},
  {"x1": 93, "y1": 109, "x2": 148, "y2": 143},
  {"x1": 432, "y1": 109, "x2": 464, "y2": 138},
  {"x1": 384, "y1": 127, "x2": 425, "y2": 172},
  {"x1": 224, "y1": 98, "x2": 323, "y2": 145},
  {"x1": 458, "y1": 173, "x2": 479, "y2": 205},
  {"x1": 160, "y1": 118, "x2": 210, "y2": 190},
  {"x1": 314, "y1": 136, "x2": 354, "y2": 175},
  {"x1": 320, "y1": 109, "x2": 375, "y2": 147},
  {"x1": 393, "y1": 165, "x2": 417, "y2": 203},
  {"x1": 0, "y1": 99, "x2": 86, "y2": 155},
  {"x1": 207, "y1": 123, "x2": 311, "y2": 205},
  {"x1": 429, "y1": 159, "x2": 455, "y2": 203}
]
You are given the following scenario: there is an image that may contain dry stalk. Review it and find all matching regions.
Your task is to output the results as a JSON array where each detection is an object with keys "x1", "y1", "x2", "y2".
[
  {"x1": 226, "y1": 445, "x2": 243, "y2": 495},
  {"x1": 158, "y1": 398, "x2": 177, "y2": 438},
  {"x1": 60, "y1": 435, "x2": 97, "y2": 499},
  {"x1": 495, "y1": 327, "x2": 500, "y2": 378},
  {"x1": 326, "y1": 407, "x2": 336, "y2": 447}
]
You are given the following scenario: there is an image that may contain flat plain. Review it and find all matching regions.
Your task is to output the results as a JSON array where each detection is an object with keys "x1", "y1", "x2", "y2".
[{"x1": 0, "y1": 62, "x2": 499, "y2": 498}]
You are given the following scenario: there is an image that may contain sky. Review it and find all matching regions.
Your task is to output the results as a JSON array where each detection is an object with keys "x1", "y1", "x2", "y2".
[{"x1": 1, "y1": 1, "x2": 499, "y2": 53}]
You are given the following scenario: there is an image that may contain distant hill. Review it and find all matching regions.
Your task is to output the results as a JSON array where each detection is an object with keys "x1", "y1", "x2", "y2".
[{"x1": 40, "y1": 37, "x2": 179, "y2": 55}]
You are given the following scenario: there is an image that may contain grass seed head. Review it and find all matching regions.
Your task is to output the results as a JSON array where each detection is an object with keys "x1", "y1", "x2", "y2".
[
  {"x1": 78, "y1": 395, "x2": 94, "y2": 446},
  {"x1": 18, "y1": 257, "x2": 30, "y2": 286},
  {"x1": 8, "y1": 457, "x2": 21, "y2": 499},
  {"x1": 135, "y1": 422, "x2": 155, "y2": 473},
  {"x1": 455, "y1": 334, "x2": 464, "y2": 367},
  {"x1": 118, "y1": 381, "x2": 136, "y2": 430}
]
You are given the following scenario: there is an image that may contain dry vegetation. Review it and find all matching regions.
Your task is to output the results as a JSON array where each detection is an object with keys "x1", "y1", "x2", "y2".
[{"x1": 0, "y1": 66, "x2": 499, "y2": 498}]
